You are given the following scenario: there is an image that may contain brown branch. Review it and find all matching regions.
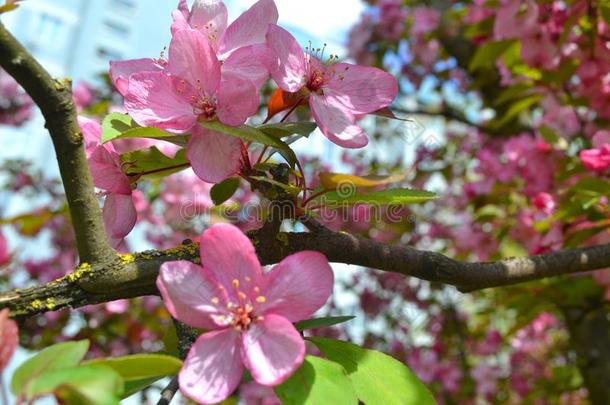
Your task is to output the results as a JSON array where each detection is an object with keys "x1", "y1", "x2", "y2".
[
  {"x1": 0, "y1": 22, "x2": 114, "y2": 263},
  {"x1": 2, "y1": 229, "x2": 610, "y2": 319},
  {"x1": 391, "y1": 107, "x2": 488, "y2": 133}
]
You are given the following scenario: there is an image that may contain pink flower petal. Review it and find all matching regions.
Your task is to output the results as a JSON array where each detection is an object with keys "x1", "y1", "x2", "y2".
[
  {"x1": 265, "y1": 24, "x2": 306, "y2": 92},
  {"x1": 186, "y1": 125, "x2": 242, "y2": 183},
  {"x1": 0, "y1": 232, "x2": 9, "y2": 266},
  {"x1": 326, "y1": 63, "x2": 398, "y2": 114},
  {"x1": 242, "y1": 314, "x2": 306, "y2": 386},
  {"x1": 199, "y1": 223, "x2": 263, "y2": 299},
  {"x1": 0, "y1": 309, "x2": 18, "y2": 371},
  {"x1": 217, "y1": 73, "x2": 259, "y2": 126},
  {"x1": 102, "y1": 193, "x2": 137, "y2": 247},
  {"x1": 219, "y1": 0, "x2": 278, "y2": 57},
  {"x1": 180, "y1": 328, "x2": 243, "y2": 404},
  {"x1": 109, "y1": 58, "x2": 163, "y2": 96},
  {"x1": 259, "y1": 251, "x2": 334, "y2": 322},
  {"x1": 309, "y1": 94, "x2": 368, "y2": 148},
  {"x1": 176, "y1": 0, "x2": 189, "y2": 18},
  {"x1": 125, "y1": 71, "x2": 197, "y2": 133},
  {"x1": 78, "y1": 116, "x2": 102, "y2": 155},
  {"x1": 171, "y1": 9, "x2": 190, "y2": 34},
  {"x1": 88, "y1": 146, "x2": 131, "y2": 194},
  {"x1": 168, "y1": 28, "x2": 221, "y2": 95},
  {"x1": 222, "y1": 44, "x2": 272, "y2": 88},
  {"x1": 157, "y1": 260, "x2": 229, "y2": 329},
  {"x1": 170, "y1": 0, "x2": 190, "y2": 34},
  {"x1": 188, "y1": 0, "x2": 228, "y2": 51}
]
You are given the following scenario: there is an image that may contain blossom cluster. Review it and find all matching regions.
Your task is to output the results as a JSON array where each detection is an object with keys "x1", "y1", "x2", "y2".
[{"x1": 78, "y1": 0, "x2": 398, "y2": 248}]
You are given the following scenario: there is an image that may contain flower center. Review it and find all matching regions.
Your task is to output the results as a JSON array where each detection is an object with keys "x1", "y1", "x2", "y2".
[
  {"x1": 218, "y1": 279, "x2": 267, "y2": 332},
  {"x1": 195, "y1": 96, "x2": 217, "y2": 120},
  {"x1": 307, "y1": 69, "x2": 325, "y2": 92},
  {"x1": 303, "y1": 42, "x2": 342, "y2": 94},
  {"x1": 175, "y1": 78, "x2": 218, "y2": 120}
]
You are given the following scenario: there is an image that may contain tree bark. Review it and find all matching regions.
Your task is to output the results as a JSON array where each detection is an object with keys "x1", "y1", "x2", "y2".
[{"x1": 560, "y1": 298, "x2": 610, "y2": 405}]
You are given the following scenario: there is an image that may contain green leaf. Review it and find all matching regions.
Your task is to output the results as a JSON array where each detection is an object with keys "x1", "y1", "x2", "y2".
[
  {"x1": 250, "y1": 176, "x2": 301, "y2": 195},
  {"x1": 120, "y1": 146, "x2": 189, "y2": 179},
  {"x1": 123, "y1": 377, "x2": 164, "y2": 399},
  {"x1": 294, "y1": 316, "x2": 355, "y2": 331},
  {"x1": 494, "y1": 83, "x2": 535, "y2": 106},
  {"x1": 488, "y1": 94, "x2": 542, "y2": 130},
  {"x1": 571, "y1": 177, "x2": 610, "y2": 196},
  {"x1": 311, "y1": 188, "x2": 437, "y2": 208},
  {"x1": 469, "y1": 40, "x2": 515, "y2": 71},
  {"x1": 12, "y1": 340, "x2": 90, "y2": 395},
  {"x1": 319, "y1": 172, "x2": 405, "y2": 190},
  {"x1": 200, "y1": 120, "x2": 288, "y2": 150},
  {"x1": 200, "y1": 120, "x2": 298, "y2": 167},
  {"x1": 101, "y1": 113, "x2": 187, "y2": 146},
  {"x1": 210, "y1": 177, "x2": 241, "y2": 205},
  {"x1": 502, "y1": 42, "x2": 542, "y2": 80},
  {"x1": 26, "y1": 364, "x2": 123, "y2": 405},
  {"x1": 599, "y1": 0, "x2": 610, "y2": 24},
  {"x1": 258, "y1": 122, "x2": 317, "y2": 138},
  {"x1": 84, "y1": 354, "x2": 182, "y2": 382},
  {"x1": 275, "y1": 356, "x2": 358, "y2": 405},
  {"x1": 309, "y1": 338, "x2": 436, "y2": 405}
]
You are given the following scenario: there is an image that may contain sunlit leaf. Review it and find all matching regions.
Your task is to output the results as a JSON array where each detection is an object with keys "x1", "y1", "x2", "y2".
[
  {"x1": 26, "y1": 364, "x2": 123, "y2": 405},
  {"x1": 101, "y1": 113, "x2": 187, "y2": 146},
  {"x1": 258, "y1": 122, "x2": 317, "y2": 138},
  {"x1": 120, "y1": 147, "x2": 189, "y2": 179},
  {"x1": 310, "y1": 188, "x2": 437, "y2": 208},
  {"x1": 84, "y1": 354, "x2": 182, "y2": 382},
  {"x1": 12, "y1": 340, "x2": 90, "y2": 395},
  {"x1": 319, "y1": 172, "x2": 405, "y2": 190},
  {"x1": 294, "y1": 316, "x2": 355, "y2": 331},
  {"x1": 309, "y1": 338, "x2": 436, "y2": 405},
  {"x1": 275, "y1": 356, "x2": 358, "y2": 405}
]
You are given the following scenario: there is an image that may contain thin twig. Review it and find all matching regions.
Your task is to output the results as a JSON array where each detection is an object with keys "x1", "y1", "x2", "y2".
[{"x1": 156, "y1": 376, "x2": 179, "y2": 405}]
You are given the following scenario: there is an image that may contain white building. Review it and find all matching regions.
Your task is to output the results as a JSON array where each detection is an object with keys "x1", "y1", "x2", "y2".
[{"x1": 1, "y1": 0, "x2": 176, "y2": 80}]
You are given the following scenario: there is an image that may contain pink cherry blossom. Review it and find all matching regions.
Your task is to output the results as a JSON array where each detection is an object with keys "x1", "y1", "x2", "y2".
[
  {"x1": 79, "y1": 116, "x2": 137, "y2": 248},
  {"x1": 172, "y1": 0, "x2": 277, "y2": 87},
  {"x1": 411, "y1": 6, "x2": 440, "y2": 37},
  {"x1": 266, "y1": 24, "x2": 398, "y2": 148},
  {"x1": 72, "y1": 82, "x2": 95, "y2": 111},
  {"x1": 592, "y1": 130, "x2": 610, "y2": 148},
  {"x1": 580, "y1": 144, "x2": 610, "y2": 172},
  {"x1": 156, "y1": 223, "x2": 334, "y2": 404},
  {"x1": 378, "y1": 0, "x2": 407, "y2": 40},
  {"x1": 0, "y1": 309, "x2": 18, "y2": 371},
  {"x1": 532, "y1": 192, "x2": 556, "y2": 216},
  {"x1": 0, "y1": 68, "x2": 33, "y2": 127},
  {"x1": 121, "y1": 28, "x2": 258, "y2": 182},
  {"x1": 494, "y1": 0, "x2": 539, "y2": 40},
  {"x1": 0, "y1": 231, "x2": 8, "y2": 266},
  {"x1": 109, "y1": 58, "x2": 166, "y2": 97},
  {"x1": 240, "y1": 381, "x2": 281, "y2": 405}
]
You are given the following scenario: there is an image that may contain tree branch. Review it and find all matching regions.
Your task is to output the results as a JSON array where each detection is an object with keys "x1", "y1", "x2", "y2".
[
  {"x1": 0, "y1": 22, "x2": 114, "y2": 263},
  {"x1": 2, "y1": 229, "x2": 610, "y2": 319}
]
